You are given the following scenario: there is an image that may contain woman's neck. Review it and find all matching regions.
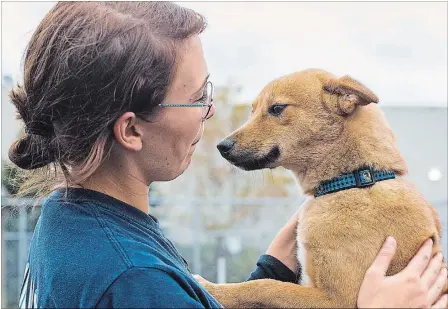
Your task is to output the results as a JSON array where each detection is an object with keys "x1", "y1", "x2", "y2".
[{"x1": 80, "y1": 161, "x2": 151, "y2": 214}]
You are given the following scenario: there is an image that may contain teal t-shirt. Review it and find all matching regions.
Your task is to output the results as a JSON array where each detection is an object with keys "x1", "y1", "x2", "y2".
[{"x1": 19, "y1": 188, "x2": 298, "y2": 308}]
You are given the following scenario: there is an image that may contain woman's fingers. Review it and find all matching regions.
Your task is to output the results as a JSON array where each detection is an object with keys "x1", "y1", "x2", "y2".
[
  {"x1": 431, "y1": 293, "x2": 447, "y2": 309},
  {"x1": 366, "y1": 237, "x2": 397, "y2": 278},
  {"x1": 427, "y1": 267, "x2": 447, "y2": 306},
  {"x1": 286, "y1": 209, "x2": 300, "y2": 229},
  {"x1": 422, "y1": 252, "x2": 444, "y2": 289},
  {"x1": 404, "y1": 238, "x2": 433, "y2": 276}
]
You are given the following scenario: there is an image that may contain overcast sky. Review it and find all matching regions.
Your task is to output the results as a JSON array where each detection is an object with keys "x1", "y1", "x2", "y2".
[{"x1": 2, "y1": 1, "x2": 447, "y2": 106}]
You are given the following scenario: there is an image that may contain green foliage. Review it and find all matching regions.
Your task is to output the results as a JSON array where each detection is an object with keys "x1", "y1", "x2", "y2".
[
  {"x1": 1, "y1": 159, "x2": 39, "y2": 197},
  {"x1": 1, "y1": 159, "x2": 20, "y2": 195}
]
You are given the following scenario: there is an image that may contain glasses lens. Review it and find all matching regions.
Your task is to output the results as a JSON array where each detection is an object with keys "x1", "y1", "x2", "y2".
[
  {"x1": 202, "y1": 82, "x2": 213, "y2": 119},
  {"x1": 202, "y1": 105, "x2": 210, "y2": 120}
]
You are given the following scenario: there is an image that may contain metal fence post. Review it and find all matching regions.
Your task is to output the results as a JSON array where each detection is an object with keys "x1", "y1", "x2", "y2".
[{"x1": 18, "y1": 207, "x2": 28, "y2": 294}]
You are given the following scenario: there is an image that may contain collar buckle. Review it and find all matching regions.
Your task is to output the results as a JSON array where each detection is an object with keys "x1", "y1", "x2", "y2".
[{"x1": 355, "y1": 167, "x2": 376, "y2": 187}]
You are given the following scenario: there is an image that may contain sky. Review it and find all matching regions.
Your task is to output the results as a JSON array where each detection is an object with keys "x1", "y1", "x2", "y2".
[{"x1": 1, "y1": 1, "x2": 447, "y2": 106}]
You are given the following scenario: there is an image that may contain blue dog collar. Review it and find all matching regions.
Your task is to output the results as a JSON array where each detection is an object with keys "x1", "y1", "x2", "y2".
[{"x1": 314, "y1": 167, "x2": 396, "y2": 197}]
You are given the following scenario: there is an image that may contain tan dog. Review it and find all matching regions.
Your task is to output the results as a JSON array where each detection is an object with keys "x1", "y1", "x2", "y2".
[{"x1": 204, "y1": 69, "x2": 447, "y2": 308}]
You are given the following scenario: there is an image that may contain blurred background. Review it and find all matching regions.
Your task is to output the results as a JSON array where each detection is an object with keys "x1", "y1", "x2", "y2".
[{"x1": 1, "y1": 2, "x2": 447, "y2": 308}]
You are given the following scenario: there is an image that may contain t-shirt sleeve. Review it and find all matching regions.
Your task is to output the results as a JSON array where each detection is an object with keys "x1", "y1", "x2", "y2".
[
  {"x1": 96, "y1": 267, "x2": 206, "y2": 308},
  {"x1": 246, "y1": 254, "x2": 300, "y2": 284}
]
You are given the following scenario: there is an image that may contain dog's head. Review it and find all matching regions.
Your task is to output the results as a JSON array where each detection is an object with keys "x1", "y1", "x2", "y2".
[{"x1": 217, "y1": 69, "x2": 379, "y2": 171}]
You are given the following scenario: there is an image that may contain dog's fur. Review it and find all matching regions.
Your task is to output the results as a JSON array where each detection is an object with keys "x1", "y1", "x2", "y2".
[{"x1": 203, "y1": 69, "x2": 447, "y2": 308}]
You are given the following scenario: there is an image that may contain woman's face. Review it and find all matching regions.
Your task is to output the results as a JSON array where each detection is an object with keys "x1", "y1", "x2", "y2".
[{"x1": 120, "y1": 35, "x2": 214, "y2": 183}]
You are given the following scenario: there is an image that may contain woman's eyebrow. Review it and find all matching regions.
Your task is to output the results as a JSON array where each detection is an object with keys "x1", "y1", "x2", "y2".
[{"x1": 191, "y1": 73, "x2": 210, "y2": 97}]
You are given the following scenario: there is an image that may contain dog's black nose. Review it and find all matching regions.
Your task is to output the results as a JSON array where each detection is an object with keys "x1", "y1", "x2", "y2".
[{"x1": 217, "y1": 139, "x2": 235, "y2": 154}]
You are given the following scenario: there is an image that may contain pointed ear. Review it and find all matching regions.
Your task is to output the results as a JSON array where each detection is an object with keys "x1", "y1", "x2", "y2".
[{"x1": 323, "y1": 75, "x2": 379, "y2": 115}]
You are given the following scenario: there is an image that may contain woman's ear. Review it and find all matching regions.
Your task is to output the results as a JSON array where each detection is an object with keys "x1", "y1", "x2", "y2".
[
  {"x1": 113, "y1": 112, "x2": 143, "y2": 152},
  {"x1": 323, "y1": 75, "x2": 379, "y2": 115}
]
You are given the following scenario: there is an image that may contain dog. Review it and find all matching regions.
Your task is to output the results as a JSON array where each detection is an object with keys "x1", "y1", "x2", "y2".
[{"x1": 200, "y1": 69, "x2": 447, "y2": 308}]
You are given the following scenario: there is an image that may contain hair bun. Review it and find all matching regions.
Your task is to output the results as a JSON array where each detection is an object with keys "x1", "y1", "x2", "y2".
[
  {"x1": 8, "y1": 135, "x2": 56, "y2": 170},
  {"x1": 8, "y1": 85, "x2": 56, "y2": 169}
]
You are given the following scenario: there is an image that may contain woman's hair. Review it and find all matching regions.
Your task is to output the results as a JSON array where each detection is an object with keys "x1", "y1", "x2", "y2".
[{"x1": 8, "y1": 1, "x2": 206, "y2": 198}]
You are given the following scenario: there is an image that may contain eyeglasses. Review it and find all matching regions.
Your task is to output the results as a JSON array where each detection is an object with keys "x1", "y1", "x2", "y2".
[{"x1": 158, "y1": 81, "x2": 214, "y2": 121}]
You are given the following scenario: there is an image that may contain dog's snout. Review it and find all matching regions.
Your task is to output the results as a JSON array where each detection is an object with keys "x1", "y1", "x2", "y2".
[{"x1": 217, "y1": 139, "x2": 236, "y2": 154}]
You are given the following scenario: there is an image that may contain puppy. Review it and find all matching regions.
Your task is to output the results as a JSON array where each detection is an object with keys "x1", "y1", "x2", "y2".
[{"x1": 202, "y1": 69, "x2": 447, "y2": 308}]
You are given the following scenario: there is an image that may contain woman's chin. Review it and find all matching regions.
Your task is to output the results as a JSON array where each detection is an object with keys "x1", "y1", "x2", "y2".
[
  {"x1": 174, "y1": 155, "x2": 194, "y2": 179},
  {"x1": 157, "y1": 148, "x2": 195, "y2": 181},
  {"x1": 159, "y1": 166, "x2": 189, "y2": 182}
]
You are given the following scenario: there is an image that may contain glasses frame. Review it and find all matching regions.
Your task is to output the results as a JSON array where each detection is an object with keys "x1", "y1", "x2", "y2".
[{"x1": 158, "y1": 81, "x2": 214, "y2": 121}]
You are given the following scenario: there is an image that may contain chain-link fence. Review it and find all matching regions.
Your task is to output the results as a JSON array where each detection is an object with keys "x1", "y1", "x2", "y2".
[{"x1": 2, "y1": 198, "x2": 43, "y2": 308}]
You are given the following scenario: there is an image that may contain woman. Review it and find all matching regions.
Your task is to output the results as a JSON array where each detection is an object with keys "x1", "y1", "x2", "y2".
[{"x1": 9, "y1": 2, "x2": 447, "y2": 308}]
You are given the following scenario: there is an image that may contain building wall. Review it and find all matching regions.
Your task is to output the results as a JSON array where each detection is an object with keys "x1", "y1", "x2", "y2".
[
  {"x1": 2, "y1": 75, "x2": 22, "y2": 160},
  {"x1": 382, "y1": 106, "x2": 447, "y2": 203}
]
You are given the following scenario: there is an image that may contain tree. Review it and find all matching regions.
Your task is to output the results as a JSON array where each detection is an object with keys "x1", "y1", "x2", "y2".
[{"x1": 1, "y1": 159, "x2": 20, "y2": 196}]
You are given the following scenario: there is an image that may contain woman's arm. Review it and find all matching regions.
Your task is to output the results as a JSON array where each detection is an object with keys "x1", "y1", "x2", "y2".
[
  {"x1": 195, "y1": 210, "x2": 300, "y2": 284},
  {"x1": 246, "y1": 210, "x2": 301, "y2": 283},
  {"x1": 246, "y1": 254, "x2": 300, "y2": 283}
]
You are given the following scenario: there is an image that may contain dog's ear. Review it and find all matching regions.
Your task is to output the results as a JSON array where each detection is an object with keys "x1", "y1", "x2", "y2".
[{"x1": 323, "y1": 75, "x2": 379, "y2": 115}]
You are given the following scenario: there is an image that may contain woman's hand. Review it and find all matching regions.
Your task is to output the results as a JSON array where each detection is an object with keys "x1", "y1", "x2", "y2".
[
  {"x1": 266, "y1": 209, "x2": 300, "y2": 274},
  {"x1": 358, "y1": 237, "x2": 448, "y2": 308}
]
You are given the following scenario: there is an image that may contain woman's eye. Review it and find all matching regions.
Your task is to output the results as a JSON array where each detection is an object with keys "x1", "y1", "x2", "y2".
[
  {"x1": 268, "y1": 104, "x2": 288, "y2": 116},
  {"x1": 196, "y1": 92, "x2": 207, "y2": 103}
]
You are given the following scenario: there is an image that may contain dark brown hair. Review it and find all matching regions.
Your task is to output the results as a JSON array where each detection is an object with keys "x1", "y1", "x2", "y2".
[{"x1": 8, "y1": 1, "x2": 206, "y2": 198}]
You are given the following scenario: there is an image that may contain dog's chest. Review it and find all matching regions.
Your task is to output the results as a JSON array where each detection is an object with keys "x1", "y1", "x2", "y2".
[
  {"x1": 296, "y1": 239, "x2": 311, "y2": 286},
  {"x1": 296, "y1": 202, "x2": 313, "y2": 286},
  {"x1": 295, "y1": 196, "x2": 366, "y2": 287}
]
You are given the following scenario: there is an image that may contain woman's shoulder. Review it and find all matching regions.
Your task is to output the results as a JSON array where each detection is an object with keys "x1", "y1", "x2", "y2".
[
  {"x1": 35, "y1": 189, "x2": 191, "y2": 270},
  {"x1": 33, "y1": 192, "x2": 169, "y2": 272}
]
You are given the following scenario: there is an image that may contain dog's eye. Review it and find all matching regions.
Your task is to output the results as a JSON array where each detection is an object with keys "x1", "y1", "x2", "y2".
[{"x1": 269, "y1": 104, "x2": 288, "y2": 116}]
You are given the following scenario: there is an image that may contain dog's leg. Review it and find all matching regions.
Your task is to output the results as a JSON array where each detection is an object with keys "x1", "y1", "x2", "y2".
[{"x1": 202, "y1": 279, "x2": 337, "y2": 308}]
